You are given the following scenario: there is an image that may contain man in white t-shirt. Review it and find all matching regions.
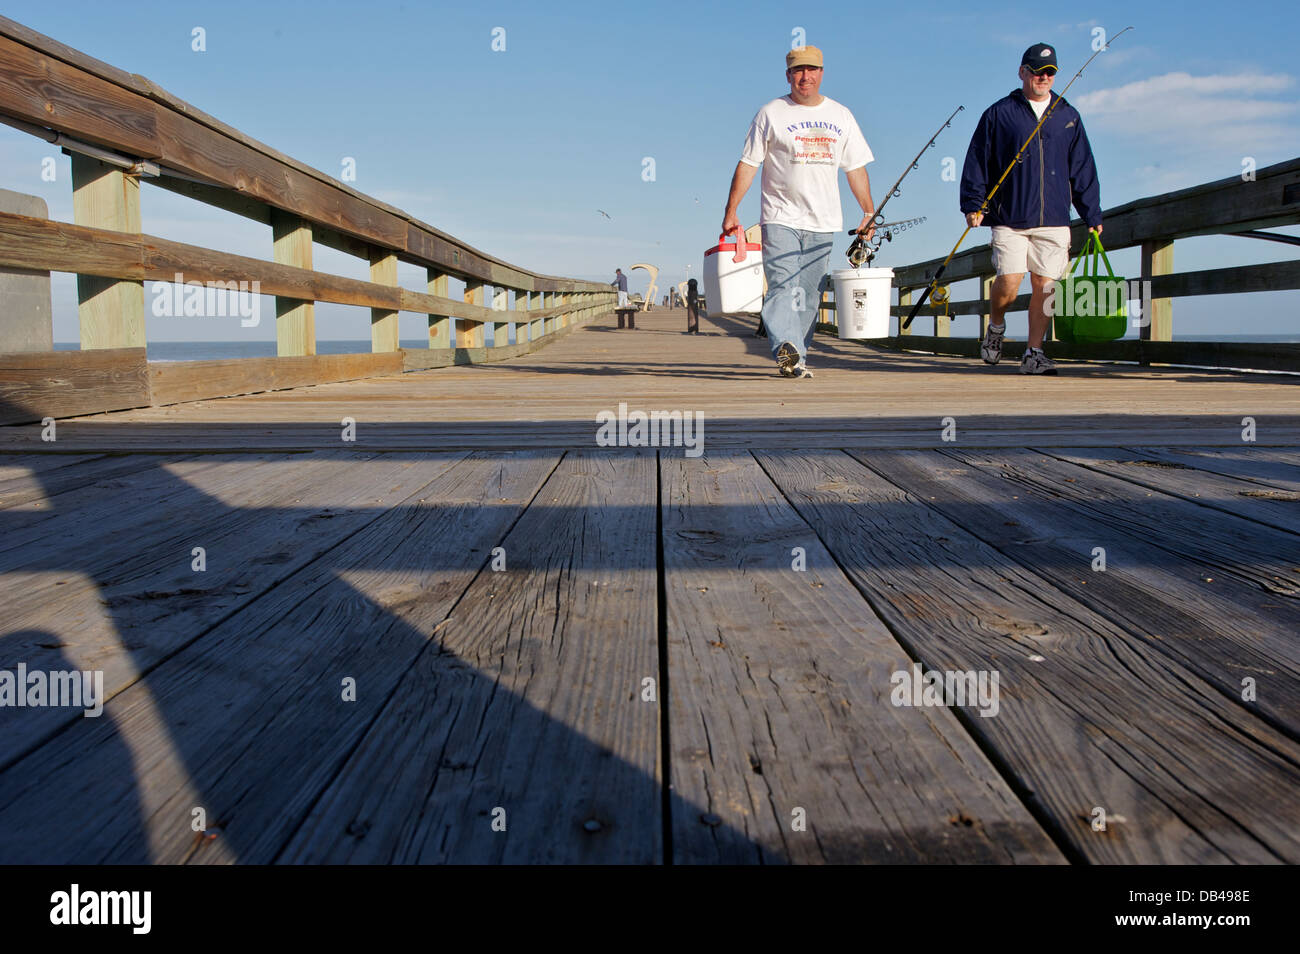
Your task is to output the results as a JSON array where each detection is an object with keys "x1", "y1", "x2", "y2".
[{"x1": 721, "y1": 45, "x2": 876, "y2": 378}]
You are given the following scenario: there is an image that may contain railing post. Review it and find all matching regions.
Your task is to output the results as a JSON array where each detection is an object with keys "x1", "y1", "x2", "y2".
[
  {"x1": 513, "y1": 287, "x2": 529, "y2": 344},
  {"x1": 271, "y1": 209, "x2": 315, "y2": 356},
  {"x1": 427, "y1": 269, "x2": 451, "y2": 349},
  {"x1": 979, "y1": 274, "x2": 994, "y2": 340},
  {"x1": 461, "y1": 281, "x2": 485, "y2": 348},
  {"x1": 1141, "y1": 238, "x2": 1174, "y2": 341},
  {"x1": 491, "y1": 285, "x2": 510, "y2": 346},
  {"x1": 935, "y1": 301, "x2": 950, "y2": 337},
  {"x1": 529, "y1": 290, "x2": 544, "y2": 340},
  {"x1": 898, "y1": 289, "x2": 912, "y2": 337},
  {"x1": 369, "y1": 248, "x2": 400, "y2": 352},
  {"x1": 71, "y1": 155, "x2": 144, "y2": 350}
]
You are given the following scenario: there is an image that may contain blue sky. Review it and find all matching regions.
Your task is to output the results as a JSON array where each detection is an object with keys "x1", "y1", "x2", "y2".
[{"x1": 2, "y1": 0, "x2": 1298, "y2": 341}]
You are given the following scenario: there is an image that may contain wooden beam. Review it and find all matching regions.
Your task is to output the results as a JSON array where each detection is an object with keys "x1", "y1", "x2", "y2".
[
  {"x1": 1141, "y1": 238, "x2": 1175, "y2": 342},
  {"x1": 0, "y1": 27, "x2": 614, "y2": 297},
  {"x1": 0, "y1": 347, "x2": 149, "y2": 423},
  {"x1": 71, "y1": 155, "x2": 144, "y2": 350},
  {"x1": 368, "y1": 248, "x2": 400, "y2": 353},
  {"x1": 898, "y1": 289, "x2": 912, "y2": 337},
  {"x1": 427, "y1": 269, "x2": 450, "y2": 349},
  {"x1": 461, "y1": 282, "x2": 485, "y2": 348},
  {"x1": 978, "y1": 274, "x2": 993, "y2": 340},
  {"x1": 149, "y1": 352, "x2": 402, "y2": 406},
  {"x1": 529, "y1": 290, "x2": 544, "y2": 341},
  {"x1": 271, "y1": 211, "x2": 315, "y2": 356},
  {"x1": 491, "y1": 285, "x2": 510, "y2": 347}
]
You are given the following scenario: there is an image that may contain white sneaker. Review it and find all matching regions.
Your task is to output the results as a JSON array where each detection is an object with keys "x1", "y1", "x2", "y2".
[
  {"x1": 776, "y1": 341, "x2": 800, "y2": 377},
  {"x1": 795, "y1": 360, "x2": 813, "y2": 378},
  {"x1": 981, "y1": 323, "x2": 1005, "y2": 365},
  {"x1": 1018, "y1": 348, "x2": 1058, "y2": 375}
]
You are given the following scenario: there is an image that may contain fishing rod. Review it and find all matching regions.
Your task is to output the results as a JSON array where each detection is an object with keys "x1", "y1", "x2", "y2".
[
  {"x1": 846, "y1": 105, "x2": 963, "y2": 267},
  {"x1": 902, "y1": 26, "x2": 1133, "y2": 328}
]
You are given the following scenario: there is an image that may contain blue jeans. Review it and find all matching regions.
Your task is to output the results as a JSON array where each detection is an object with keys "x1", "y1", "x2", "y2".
[{"x1": 760, "y1": 224, "x2": 834, "y2": 360}]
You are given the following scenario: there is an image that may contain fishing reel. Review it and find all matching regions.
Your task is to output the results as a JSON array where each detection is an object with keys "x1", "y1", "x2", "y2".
[{"x1": 845, "y1": 216, "x2": 928, "y2": 267}]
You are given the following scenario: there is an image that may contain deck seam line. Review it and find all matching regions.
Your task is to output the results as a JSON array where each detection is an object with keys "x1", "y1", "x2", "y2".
[
  {"x1": 758, "y1": 447, "x2": 1088, "y2": 864},
  {"x1": 656, "y1": 450, "x2": 673, "y2": 866},
  {"x1": 268, "y1": 449, "x2": 568, "y2": 863},
  {"x1": 1030, "y1": 446, "x2": 1300, "y2": 541},
  {"x1": 0, "y1": 453, "x2": 471, "y2": 779}
]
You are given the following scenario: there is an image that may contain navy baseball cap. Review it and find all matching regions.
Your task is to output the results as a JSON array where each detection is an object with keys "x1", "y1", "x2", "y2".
[{"x1": 1021, "y1": 43, "x2": 1058, "y2": 73}]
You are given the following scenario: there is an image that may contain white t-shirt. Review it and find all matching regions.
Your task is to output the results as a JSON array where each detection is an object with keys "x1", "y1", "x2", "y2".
[
  {"x1": 739, "y1": 95, "x2": 873, "y2": 233},
  {"x1": 1028, "y1": 96, "x2": 1049, "y2": 119}
]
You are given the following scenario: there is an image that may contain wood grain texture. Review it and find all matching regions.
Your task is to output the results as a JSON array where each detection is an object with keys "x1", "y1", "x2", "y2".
[
  {"x1": 0, "y1": 452, "x2": 556, "y2": 863},
  {"x1": 857, "y1": 449, "x2": 1300, "y2": 735},
  {"x1": 1044, "y1": 446, "x2": 1300, "y2": 535},
  {"x1": 0, "y1": 346, "x2": 149, "y2": 423},
  {"x1": 758, "y1": 448, "x2": 1300, "y2": 863},
  {"x1": 0, "y1": 452, "x2": 465, "y2": 771},
  {"x1": 662, "y1": 450, "x2": 1064, "y2": 863},
  {"x1": 282, "y1": 451, "x2": 661, "y2": 863}
]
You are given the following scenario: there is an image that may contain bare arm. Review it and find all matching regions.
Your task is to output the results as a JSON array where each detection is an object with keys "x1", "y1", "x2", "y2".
[
  {"x1": 722, "y1": 161, "x2": 758, "y2": 235},
  {"x1": 845, "y1": 166, "x2": 876, "y2": 239}
]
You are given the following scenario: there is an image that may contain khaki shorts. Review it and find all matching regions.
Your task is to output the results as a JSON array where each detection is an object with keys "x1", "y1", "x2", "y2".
[{"x1": 990, "y1": 226, "x2": 1071, "y2": 279}]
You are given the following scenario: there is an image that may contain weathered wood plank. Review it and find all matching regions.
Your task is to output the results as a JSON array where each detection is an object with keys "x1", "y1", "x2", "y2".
[
  {"x1": 0, "y1": 452, "x2": 557, "y2": 863},
  {"x1": 0, "y1": 451, "x2": 165, "y2": 511},
  {"x1": 1044, "y1": 446, "x2": 1300, "y2": 535},
  {"x1": 662, "y1": 450, "x2": 1064, "y2": 863},
  {"x1": 0, "y1": 452, "x2": 465, "y2": 769},
  {"x1": 0, "y1": 347, "x2": 150, "y2": 423},
  {"x1": 149, "y1": 352, "x2": 403, "y2": 406},
  {"x1": 943, "y1": 447, "x2": 1300, "y2": 605},
  {"x1": 758, "y1": 448, "x2": 1300, "y2": 862},
  {"x1": 0, "y1": 452, "x2": 104, "y2": 509},
  {"x1": 857, "y1": 449, "x2": 1300, "y2": 734},
  {"x1": 282, "y1": 451, "x2": 660, "y2": 863},
  {"x1": 1119, "y1": 446, "x2": 1300, "y2": 493}
]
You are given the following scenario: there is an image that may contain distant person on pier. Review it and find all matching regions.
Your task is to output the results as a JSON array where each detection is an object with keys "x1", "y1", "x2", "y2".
[
  {"x1": 612, "y1": 268, "x2": 629, "y2": 308},
  {"x1": 686, "y1": 278, "x2": 699, "y2": 334},
  {"x1": 961, "y1": 42, "x2": 1103, "y2": 376},
  {"x1": 721, "y1": 44, "x2": 876, "y2": 379}
]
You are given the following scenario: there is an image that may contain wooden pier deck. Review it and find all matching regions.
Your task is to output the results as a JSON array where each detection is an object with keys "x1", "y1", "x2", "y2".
[{"x1": 2, "y1": 311, "x2": 1300, "y2": 864}]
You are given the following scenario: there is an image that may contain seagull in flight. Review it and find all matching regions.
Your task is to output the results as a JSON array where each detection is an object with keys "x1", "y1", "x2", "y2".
[{"x1": 597, "y1": 209, "x2": 611, "y2": 219}]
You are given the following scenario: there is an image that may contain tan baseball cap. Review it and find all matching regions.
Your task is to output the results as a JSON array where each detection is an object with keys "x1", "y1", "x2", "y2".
[{"x1": 786, "y1": 45, "x2": 823, "y2": 69}]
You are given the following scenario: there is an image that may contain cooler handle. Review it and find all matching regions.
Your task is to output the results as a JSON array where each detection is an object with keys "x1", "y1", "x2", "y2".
[{"x1": 719, "y1": 227, "x2": 749, "y2": 264}]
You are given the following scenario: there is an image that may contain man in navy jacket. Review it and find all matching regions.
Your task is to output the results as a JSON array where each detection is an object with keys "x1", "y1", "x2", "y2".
[{"x1": 960, "y1": 43, "x2": 1104, "y2": 375}]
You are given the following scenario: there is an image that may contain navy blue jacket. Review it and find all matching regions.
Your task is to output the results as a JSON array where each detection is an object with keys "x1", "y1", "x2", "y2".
[{"x1": 960, "y1": 89, "x2": 1102, "y2": 229}]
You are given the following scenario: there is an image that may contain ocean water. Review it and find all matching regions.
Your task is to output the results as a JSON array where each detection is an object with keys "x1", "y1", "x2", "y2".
[{"x1": 53, "y1": 334, "x2": 1300, "y2": 361}]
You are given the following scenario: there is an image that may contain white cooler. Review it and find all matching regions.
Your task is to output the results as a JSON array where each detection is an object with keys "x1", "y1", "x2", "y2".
[
  {"x1": 703, "y1": 230, "x2": 763, "y2": 314},
  {"x1": 831, "y1": 267, "x2": 894, "y2": 338}
]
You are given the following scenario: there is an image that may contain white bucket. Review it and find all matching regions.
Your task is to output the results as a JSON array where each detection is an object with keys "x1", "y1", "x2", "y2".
[{"x1": 831, "y1": 267, "x2": 894, "y2": 338}]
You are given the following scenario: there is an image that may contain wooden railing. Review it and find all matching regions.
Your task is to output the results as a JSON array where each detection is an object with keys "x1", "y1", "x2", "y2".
[
  {"x1": 0, "y1": 17, "x2": 614, "y2": 422},
  {"x1": 818, "y1": 157, "x2": 1300, "y2": 369}
]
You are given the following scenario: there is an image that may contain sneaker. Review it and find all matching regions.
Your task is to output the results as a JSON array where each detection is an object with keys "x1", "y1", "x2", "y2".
[
  {"x1": 795, "y1": 360, "x2": 813, "y2": 378},
  {"x1": 981, "y1": 323, "x2": 1005, "y2": 365},
  {"x1": 776, "y1": 341, "x2": 800, "y2": 377},
  {"x1": 1019, "y1": 348, "x2": 1058, "y2": 376}
]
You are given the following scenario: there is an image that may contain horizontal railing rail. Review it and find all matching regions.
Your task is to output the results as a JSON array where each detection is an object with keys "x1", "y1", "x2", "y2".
[
  {"x1": 816, "y1": 157, "x2": 1300, "y2": 366},
  {"x1": 0, "y1": 14, "x2": 615, "y2": 415}
]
